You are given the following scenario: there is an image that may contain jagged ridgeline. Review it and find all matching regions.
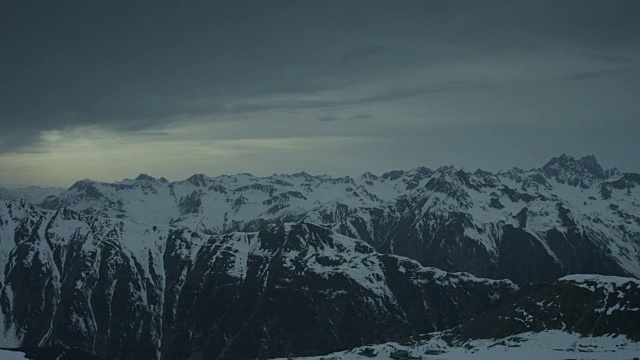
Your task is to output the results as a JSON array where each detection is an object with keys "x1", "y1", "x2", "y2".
[
  {"x1": 34, "y1": 154, "x2": 640, "y2": 285},
  {"x1": 0, "y1": 154, "x2": 638, "y2": 359}
]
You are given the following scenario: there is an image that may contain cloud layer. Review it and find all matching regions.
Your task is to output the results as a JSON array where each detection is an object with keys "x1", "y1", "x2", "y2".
[{"x1": 1, "y1": 1, "x2": 639, "y2": 185}]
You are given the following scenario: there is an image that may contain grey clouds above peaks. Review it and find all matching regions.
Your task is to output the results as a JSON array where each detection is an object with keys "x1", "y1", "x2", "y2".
[{"x1": 1, "y1": 0, "x2": 639, "y2": 185}]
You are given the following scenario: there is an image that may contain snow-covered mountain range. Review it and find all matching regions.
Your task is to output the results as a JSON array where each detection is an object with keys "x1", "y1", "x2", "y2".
[
  {"x1": 38, "y1": 155, "x2": 640, "y2": 285},
  {"x1": 0, "y1": 154, "x2": 638, "y2": 359}
]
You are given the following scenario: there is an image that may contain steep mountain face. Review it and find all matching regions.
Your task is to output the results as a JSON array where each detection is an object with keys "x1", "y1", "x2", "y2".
[
  {"x1": 0, "y1": 200, "x2": 515, "y2": 359},
  {"x1": 452, "y1": 274, "x2": 640, "y2": 342},
  {"x1": 39, "y1": 155, "x2": 640, "y2": 285}
]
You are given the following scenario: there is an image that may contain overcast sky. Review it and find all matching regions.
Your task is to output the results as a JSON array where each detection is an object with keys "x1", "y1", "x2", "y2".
[{"x1": 1, "y1": 1, "x2": 639, "y2": 186}]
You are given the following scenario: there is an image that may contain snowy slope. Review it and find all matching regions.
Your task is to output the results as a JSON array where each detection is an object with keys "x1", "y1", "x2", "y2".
[
  {"x1": 0, "y1": 348, "x2": 102, "y2": 360},
  {"x1": 0, "y1": 349, "x2": 25, "y2": 360},
  {"x1": 271, "y1": 330, "x2": 640, "y2": 360}
]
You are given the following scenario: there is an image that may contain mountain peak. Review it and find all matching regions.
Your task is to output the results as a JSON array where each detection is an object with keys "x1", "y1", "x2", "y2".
[
  {"x1": 291, "y1": 171, "x2": 313, "y2": 179},
  {"x1": 577, "y1": 154, "x2": 604, "y2": 175},
  {"x1": 543, "y1": 154, "x2": 603, "y2": 171},
  {"x1": 360, "y1": 171, "x2": 379, "y2": 181},
  {"x1": 135, "y1": 173, "x2": 156, "y2": 182},
  {"x1": 185, "y1": 174, "x2": 209, "y2": 187},
  {"x1": 436, "y1": 165, "x2": 456, "y2": 173},
  {"x1": 68, "y1": 179, "x2": 104, "y2": 199},
  {"x1": 542, "y1": 154, "x2": 606, "y2": 187}
]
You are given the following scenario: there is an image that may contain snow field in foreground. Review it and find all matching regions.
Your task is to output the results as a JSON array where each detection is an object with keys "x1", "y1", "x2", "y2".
[
  {"x1": 0, "y1": 349, "x2": 26, "y2": 359},
  {"x1": 271, "y1": 330, "x2": 640, "y2": 360}
]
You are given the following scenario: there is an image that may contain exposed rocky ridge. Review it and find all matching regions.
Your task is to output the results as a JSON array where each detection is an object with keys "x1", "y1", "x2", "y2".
[
  {"x1": 450, "y1": 274, "x2": 640, "y2": 342},
  {"x1": 38, "y1": 155, "x2": 640, "y2": 285},
  {"x1": 0, "y1": 200, "x2": 516, "y2": 359}
]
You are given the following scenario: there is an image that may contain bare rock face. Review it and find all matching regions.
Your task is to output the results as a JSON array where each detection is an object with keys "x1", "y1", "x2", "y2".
[{"x1": 451, "y1": 274, "x2": 640, "y2": 342}]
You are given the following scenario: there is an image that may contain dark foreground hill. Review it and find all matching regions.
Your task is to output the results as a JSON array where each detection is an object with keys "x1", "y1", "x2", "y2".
[{"x1": 450, "y1": 274, "x2": 640, "y2": 342}]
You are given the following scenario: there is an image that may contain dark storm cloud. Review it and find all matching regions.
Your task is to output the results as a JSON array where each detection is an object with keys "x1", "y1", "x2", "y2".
[
  {"x1": 1, "y1": 0, "x2": 639, "y2": 157},
  {"x1": 0, "y1": 130, "x2": 46, "y2": 154}
]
